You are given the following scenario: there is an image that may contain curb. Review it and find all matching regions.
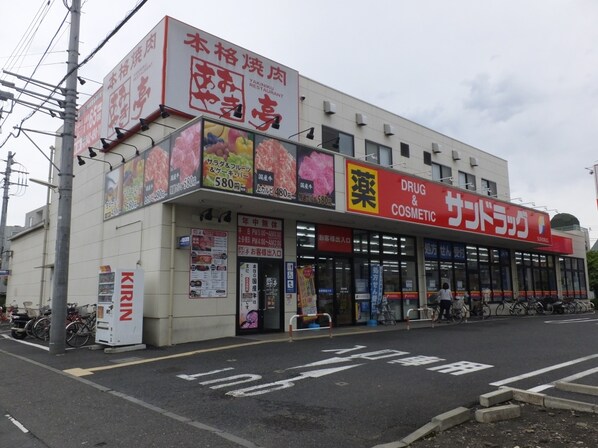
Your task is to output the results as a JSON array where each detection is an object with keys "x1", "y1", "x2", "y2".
[{"x1": 374, "y1": 386, "x2": 598, "y2": 447}]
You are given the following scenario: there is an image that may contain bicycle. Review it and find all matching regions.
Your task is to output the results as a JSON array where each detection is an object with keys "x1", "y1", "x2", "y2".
[
  {"x1": 66, "y1": 305, "x2": 97, "y2": 347},
  {"x1": 469, "y1": 297, "x2": 491, "y2": 319},
  {"x1": 495, "y1": 297, "x2": 526, "y2": 316},
  {"x1": 430, "y1": 298, "x2": 466, "y2": 323},
  {"x1": 377, "y1": 297, "x2": 396, "y2": 325},
  {"x1": 33, "y1": 303, "x2": 80, "y2": 341}
]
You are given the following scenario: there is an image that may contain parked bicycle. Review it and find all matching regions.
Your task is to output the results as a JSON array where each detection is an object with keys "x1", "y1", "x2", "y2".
[
  {"x1": 66, "y1": 305, "x2": 97, "y2": 347},
  {"x1": 469, "y1": 296, "x2": 491, "y2": 319},
  {"x1": 429, "y1": 297, "x2": 466, "y2": 323}
]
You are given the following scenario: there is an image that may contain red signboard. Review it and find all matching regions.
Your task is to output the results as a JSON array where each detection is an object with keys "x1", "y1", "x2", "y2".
[
  {"x1": 346, "y1": 161, "x2": 552, "y2": 245},
  {"x1": 536, "y1": 235, "x2": 573, "y2": 254},
  {"x1": 317, "y1": 224, "x2": 353, "y2": 253}
]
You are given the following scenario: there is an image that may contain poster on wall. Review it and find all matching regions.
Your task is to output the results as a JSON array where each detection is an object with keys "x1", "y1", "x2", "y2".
[
  {"x1": 297, "y1": 265, "x2": 317, "y2": 315},
  {"x1": 254, "y1": 135, "x2": 296, "y2": 201},
  {"x1": 169, "y1": 121, "x2": 203, "y2": 197},
  {"x1": 237, "y1": 215, "x2": 283, "y2": 258},
  {"x1": 189, "y1": 228, "x2": 228, "y2": 298},
  {"x1": 239, "y1": 262, "x2": 258, "y2": 329},
  {"x1": 144, "y1": 143, "x2": 171, "y2": 205},
  {"x1": 122, "y1": 157, "x2": 145, "y2": 212},
  {"x1": 296, "y1": 147, "x2": 335, "y2": 208},
  {"x1": 104, "y1": 167, "x2": 123, "y2": 219},
  {"x1": 202, "y1": 121, "x2": 254, "y2": 194}
]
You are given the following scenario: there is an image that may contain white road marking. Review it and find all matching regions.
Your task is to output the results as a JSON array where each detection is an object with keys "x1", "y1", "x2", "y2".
[
  {"x1": 490, "y1": 354, "x2": 598, "y2": 386},
  {"x1": 200, "y1": 374, "x2": 262, "y2": 389},
  {"x1": 544, "y1": 318, "x2": 598, "y2": 324},
  {"x1": 1, "y1": 334, "x2": 49, "y2": 351},
  {"x1": 321, "y1": 345, "x2": 366, "y2": 354},
  {"x1": 528, "y1": 384, "x2": 554, "y2": 392},
  {"x1": 177, "y1": 367, "x2": 234, "y2": 381},
  {"x1": 427, "y1": 361, "x2": 493, "y2": 376},
  {"x1": 226, "y1": 365, "x2": 362, "y2": 397},
  {"x1": 5, "y1": 414, "x2": 29, "y2": 433},
  {"x1": 530, "y1": 365, "x2": 598, "y2": 392},
  {"x1": 289, "y1": 349, "x2": 408, "y2": 369}
]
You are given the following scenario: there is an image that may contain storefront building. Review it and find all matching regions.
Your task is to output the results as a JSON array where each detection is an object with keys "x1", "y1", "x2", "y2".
[{"x1": 6, "y1": 16, "x2": 589, "y2": 346}]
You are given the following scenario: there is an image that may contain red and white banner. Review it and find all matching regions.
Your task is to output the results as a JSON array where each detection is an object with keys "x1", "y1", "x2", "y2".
[{"x1": 346, "y1": 161, "x2": 552, "y2": 245}]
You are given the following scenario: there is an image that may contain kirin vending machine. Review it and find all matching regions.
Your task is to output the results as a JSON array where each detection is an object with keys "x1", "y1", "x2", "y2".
[{"x1": 96, "y1": 267, "x2": 144, "y2": 346}]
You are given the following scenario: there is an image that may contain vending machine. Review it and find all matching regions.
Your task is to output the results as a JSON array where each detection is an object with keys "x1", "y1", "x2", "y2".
[{"x1": 96, "y1": 267, "x2": 144, "y2": 346}]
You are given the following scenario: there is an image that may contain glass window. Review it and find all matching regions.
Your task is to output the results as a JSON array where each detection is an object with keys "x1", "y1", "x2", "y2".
[
  {"x1": 454, "y1": 262, "x2": 466, "y2": 293},
  {"x1": 353, "y1": 229, "x2": 368, "y2": 254},
  {"x1": 381, "y1": 234, "x2": 398, "y2": 256},
  {"x1": 401, "y1": 261, "x2": 417, "y2": 291},
  {"x1": 321, "y1": 125, "x2": 354, "y2": 157},
  {"x1": 365, "y1": 140, "x2": 393, "y2": 167},
  {"x1": 400, "y1": 237, "x2": 416, "y2": 257},
  {"x1": 354, "y1": 258, "x2": 370, "y2": 294},
  {"x1": 400, "y1": 142, "x2": 410, "y2": 158},
  {"x1": 383, "y1": 260, "x2": 400, "y2": 292},
  {"x1": 370, "y1": 233, "x2": 381, "y2": 255},
  {"x1": 481, "y1": 179, "x2": 497, "y2": 197},
  {"x1": 431, "y1": 163, "x2": 452, "y2": 183},
  {"x1": 297, "y1": 222, "x2": 316, "y2": 250},
  {"x1": 425, "y1": 260, "x2": 440, "y2": 291},
  {"x1": 458, "y1": 171, "x2": 476, "y2": 191}
]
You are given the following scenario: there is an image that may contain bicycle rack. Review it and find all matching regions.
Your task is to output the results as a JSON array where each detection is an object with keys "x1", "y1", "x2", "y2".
[
  {"x1": 406, "y1": 306, "x2": 436, "y2": 330},
  {"x1": 288, "y1": 313, "x2": 333, "y2": 341}
]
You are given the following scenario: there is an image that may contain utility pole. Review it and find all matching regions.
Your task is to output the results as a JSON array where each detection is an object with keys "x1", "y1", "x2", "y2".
[
  {"x1": 49, "y1": 0, "x2": 81, "y2": 355},
  {"x1": 0, "y1": 151, "x2": 14, "y2": 269}
]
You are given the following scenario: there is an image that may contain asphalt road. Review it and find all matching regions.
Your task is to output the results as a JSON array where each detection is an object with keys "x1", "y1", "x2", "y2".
[{"x1": 1, "y1": 313, "x2": 597, "y2": 448}]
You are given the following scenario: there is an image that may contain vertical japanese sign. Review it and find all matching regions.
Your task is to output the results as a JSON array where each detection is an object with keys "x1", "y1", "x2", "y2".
[
  {"x1": 297, "y1": 147, "x2": 335, "y2": 208},
  {"x1": 237, "y1": 215, "x2": 283, "y2": 258},
  {"x1": 346, "y1": 160, "x2": 552, "y2": 245},
  {"x1": 190, "y1": 228, "x2": 228, "y2": 298},
  {"x1": 74, "y1": 89, "x2": 103, "y2": 156},
  {"x1": 164, "y1": 17, "x2": 299, "y2": 137},
  {"x1": 122, "y1": 157, "x2": 145, "y2": 212},
  {"x1": 169, "y1": 121, "x2": 203, "y2": 197},
  {"x1": 104, "y1": 167, "x2": 123, "y2": 219},
  {"x1": 101, "y1": 20, "x2": 164, "y2": 140},
  {"x1": 285, "y1": 261, "x2": 296, "y2": 294},
  {"x1": 144, "y1": 142, "x2": 171, "y2": 205},
  {"x1": 239, "y1": 262, "x2": 258, "y2": 329},
  {"x1": 254, "y1": 135, "x2": 297, "y2": 201},
  {"x1": 370, "y1": 264, "x2": 383, "y2": 317},
  {"x1": 297, "y1": 265, "x2": 317, "y2": 315},
  {"x1": 202, "y1": 121, "x2": 254, "y2": 193}
]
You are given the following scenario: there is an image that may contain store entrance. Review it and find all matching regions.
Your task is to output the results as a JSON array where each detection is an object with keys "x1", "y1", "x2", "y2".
[
  {"x1": 316, "y1": 257, "x2": 353, "y2": 326},
  {"x1": 237, "y1": 259, "x2": 283, "y2": 334}
]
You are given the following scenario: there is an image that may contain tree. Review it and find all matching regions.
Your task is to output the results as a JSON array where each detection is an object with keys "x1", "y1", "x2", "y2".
[{"x1": 586, "y1": 251, "x2": 598, "y2": 300}]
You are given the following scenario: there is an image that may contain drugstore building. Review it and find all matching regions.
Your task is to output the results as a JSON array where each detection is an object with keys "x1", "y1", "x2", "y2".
[{"x1": 7, "y1": 16, "x2": 589, "y2": 346}]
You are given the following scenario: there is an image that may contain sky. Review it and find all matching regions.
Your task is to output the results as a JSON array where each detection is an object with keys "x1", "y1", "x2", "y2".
[{"x1": 1, "y1": 0, "x2": 597, "y2": 242}]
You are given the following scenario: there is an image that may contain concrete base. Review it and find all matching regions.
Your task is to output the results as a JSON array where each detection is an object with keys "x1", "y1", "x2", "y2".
[
  {"x1": 431, "y1": 406, "x2": 472, "y2": 431},
  {"x1": 555, "y1": 381, "x2": 598, "y2": 397},
  {"x1": 103, "y1": 343, "x2": 147, "y2": 354},
  {"x1": 475, "y1": 404, "x2": 521, "y2": 423},
  {"x1": 479, "y1": 388, "x2": 513, "y2": 407}
]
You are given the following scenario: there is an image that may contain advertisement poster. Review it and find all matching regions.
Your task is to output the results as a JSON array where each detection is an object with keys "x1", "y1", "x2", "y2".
[
  {"x1": 297, "y1": 265, "x2": 317, "y2": 315},
  {"x1": 144, "y1": 143, "x2": 171, "y2": 205},
  {"x1": 239, "y1": 262, "x2": 258, "y2": 329},
  {"x1": 104, "y1": 167, "x2": 123, "y2": 219},
  {"x1": 169, "y1": 121, "x2": 202, "y2": 197},
  {"x1": 297, "y1": 147, "x2": 335, "y2": 208},
  {"x1": 202, "y1": 121, "x2": 254, "y2": 194},
  {"x1": 237, "y1": 215, "x2": 283, "y2": 258},
  {"x1": 346, "y1": 160, "x2": 552, "y2": 245},
  {"x1": 254, "y1": 135, "x2": 296, "y2": 201},
  {"x1": 189, "y1": 228, "x2": 228, "y2": 298},
  {"x1": 122, "y1": 157, "x2": 145, "y2": 212}
]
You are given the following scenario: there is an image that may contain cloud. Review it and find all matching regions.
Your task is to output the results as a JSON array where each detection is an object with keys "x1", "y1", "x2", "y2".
[{"x1": 462, "y1": 73, "x2": 538, "y2": 123}]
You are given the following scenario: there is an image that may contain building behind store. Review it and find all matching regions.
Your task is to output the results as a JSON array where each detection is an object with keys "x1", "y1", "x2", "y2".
[{"x1": 5, "y1": 16, "x2": 589, "y2": 346}]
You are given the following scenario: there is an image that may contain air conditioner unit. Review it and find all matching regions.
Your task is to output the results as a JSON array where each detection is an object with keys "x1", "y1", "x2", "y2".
[
  {"x1": 323, "y1": 100, "x2": 337, "y2": 114},
  {"x1": 383, "y1": 124, "x2": 394, "y2": 136},
  {"x1": 356, "y1": 113, "x2": 368, "y2": 126},
  {"x1": 432, "y1": 143, "x2": 442, "y2": 154},
  {"x1": 470, "y1": 156, "x2": 479, "y2": 167},
  {"x1": 452, "y1": 150, "x2": 461, "y2": 160}
]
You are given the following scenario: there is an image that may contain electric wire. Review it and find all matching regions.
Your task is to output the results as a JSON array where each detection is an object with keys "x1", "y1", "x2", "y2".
[{"x1": 0, "y1": 0, "x2": 149, "y2": 151}]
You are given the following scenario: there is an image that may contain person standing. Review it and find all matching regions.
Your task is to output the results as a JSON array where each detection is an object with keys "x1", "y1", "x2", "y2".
[{"x1": 438, "y1": 282, "x2": 453, "y2": 321}]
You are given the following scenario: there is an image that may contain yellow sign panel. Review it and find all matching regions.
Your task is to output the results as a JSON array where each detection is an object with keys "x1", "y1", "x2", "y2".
[{"x1": 346, "y1": 162, "x2": 379, "y2": 214}]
